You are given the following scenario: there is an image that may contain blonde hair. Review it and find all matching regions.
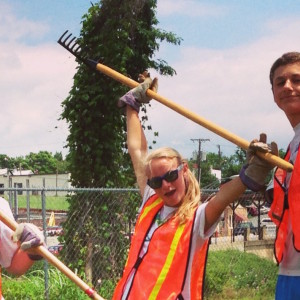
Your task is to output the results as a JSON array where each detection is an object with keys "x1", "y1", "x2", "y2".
[{"x1": 144, "y1": 147, "x2": 201, "y2": 224}]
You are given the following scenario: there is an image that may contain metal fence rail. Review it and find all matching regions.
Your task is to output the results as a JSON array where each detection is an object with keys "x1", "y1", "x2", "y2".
[{"x1": 0, "y1": 187, "x2": 276, "y2": 299}]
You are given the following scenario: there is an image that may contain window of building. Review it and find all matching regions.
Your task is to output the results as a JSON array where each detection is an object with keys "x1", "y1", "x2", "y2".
[{"x1": 14, "y1": 183, "x2": 23, "y2": 195}]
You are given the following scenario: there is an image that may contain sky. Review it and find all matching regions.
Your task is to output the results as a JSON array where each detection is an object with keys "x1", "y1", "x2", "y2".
[{"x1": 1, "y1": 1, "x2": 300, "y2": 161}]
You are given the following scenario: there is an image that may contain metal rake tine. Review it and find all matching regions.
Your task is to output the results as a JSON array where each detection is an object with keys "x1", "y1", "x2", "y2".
[
  {"x1": 57, "y1": 30, "x2": 85, "y2": 63},
  {"x1": 57, "y1": 30, "x2": 71, "y2": 46},
  {"x1": 66, "y1": 36, "x2": 76, "y2": 47},
  {"x1": 70, "y1": 40, "x2": 81, "y2": 55}
]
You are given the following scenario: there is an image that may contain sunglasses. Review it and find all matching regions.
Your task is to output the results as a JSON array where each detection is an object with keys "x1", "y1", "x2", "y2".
[{"x1": 147, "y1": 164, "x2": 184, "y2": 189}]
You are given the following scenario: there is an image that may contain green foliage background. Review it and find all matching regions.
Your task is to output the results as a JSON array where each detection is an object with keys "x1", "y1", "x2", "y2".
[
  {"x1": 0, "y1": 152, "x2": 69, "y2": 175},
  {"x1": 3, "y1": 250, "x2": 277, "y2": 299},
  {"x1": 204, "y1": 250, "x2": 277, "y2": 299},
  {"x1": 61, "y1": 0, "x2": 181, "y2": 189},
  {"x1": 59, "y1": 0, "x2": 182, "y2": 286}
]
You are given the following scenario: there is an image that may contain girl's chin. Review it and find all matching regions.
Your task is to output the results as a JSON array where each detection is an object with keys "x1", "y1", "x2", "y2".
[{"x1": 163, "y1": 197, "x2": 182, "y2": 207}]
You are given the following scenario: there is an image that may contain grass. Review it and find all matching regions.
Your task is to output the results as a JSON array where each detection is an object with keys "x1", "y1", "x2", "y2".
[
  {"x1": 3, "y1": 195, "x2": 69, "y2": 211},
  {"x1": 3, "y1": 268, "x2": 91, "y2": 300},
  {"x1": 204, "y1": 249, "x2": 277, "y2": 299},
  {"x1": 3, "y1": 250, "x2": 278, "y2": 299}
]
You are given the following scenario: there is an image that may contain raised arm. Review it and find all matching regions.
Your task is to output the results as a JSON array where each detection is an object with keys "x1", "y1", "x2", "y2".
[
  {"x1": 204, "y1": 134, "x2": 278, "y2": 232},
  {"x1": 118, "y1": 72, "x2": 158, "y2": 197},
  {"x1": 205, "y1": 177, "x2": 246, "y2": 233},
  {"x1": 126, "y1": 106, "x2": 148, "y2": 196}
]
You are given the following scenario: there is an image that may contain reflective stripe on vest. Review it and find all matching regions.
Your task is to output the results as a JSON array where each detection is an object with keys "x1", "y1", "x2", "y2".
[
  {"x1": 270, "y1": 165, "x2": 288, "y2": 226},
  {"x1": 149, "y1": 224, "x2": 186, "y2": 299},
  {"x1": 112, "y1": 194, "x2": 209, "y2": 300},
  {"x1": 112, "y1": 194, "x2": 164, "y2": 299},
  {"x1": 269, "y1": 148, "x2": 300, "y2": 263}
]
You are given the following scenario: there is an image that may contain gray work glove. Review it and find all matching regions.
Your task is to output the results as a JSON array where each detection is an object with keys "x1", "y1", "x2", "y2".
[
  {"x1": 239, "y1": 133, "x2": 278, "y2": 192},
  {"x1": 12, "y1": 223, "x2": 45, "y2": 261},
  {"x1": 118, "y1": 71, "x2": 158, "y2": 113}
]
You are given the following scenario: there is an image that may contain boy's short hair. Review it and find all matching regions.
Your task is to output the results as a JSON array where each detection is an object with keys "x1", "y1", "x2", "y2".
[{"x1": 269, "y1": 52, "x2": 300, "y2": 86}]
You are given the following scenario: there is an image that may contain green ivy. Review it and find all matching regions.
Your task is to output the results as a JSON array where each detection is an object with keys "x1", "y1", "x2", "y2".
[{"x1": 59, "y1": 0, "x2": 181, "y2": 288}]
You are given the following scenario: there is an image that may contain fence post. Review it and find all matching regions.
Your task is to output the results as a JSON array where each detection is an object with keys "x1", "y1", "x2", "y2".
[
  {"x1": 244, "y1": 227, "x2": 250, "y2": 241},
  {"x1": 13, "y1": 184, "x2": 18, "y2": 221},
  {"x1": 42, "y1": 178, "x2": 49, "y2": 300},
  {"x1": 8, "y1": 177, "x2": 13, "y2": 209},
  {"x1": 26, "y1": 179, "x2": 30, "y2": 222},
  {"x1": 261, "y1": 226, "x2": 266, "y2": 240}
]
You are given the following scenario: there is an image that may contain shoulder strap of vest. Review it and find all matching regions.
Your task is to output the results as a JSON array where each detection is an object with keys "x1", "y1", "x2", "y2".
[
  {"x1": 179, "y1": 208, "x2": 197, "y2": 292},
  {"x1": 137, "y1": 194, "x2": 163, "y2": 226},
  {"x1": 178, "y1": 206, "x2": 210, "y2": 300}
]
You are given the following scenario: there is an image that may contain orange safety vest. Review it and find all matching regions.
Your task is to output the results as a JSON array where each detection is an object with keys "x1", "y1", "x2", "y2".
[
  {"x1": 113, "y1": 194, "x2": 209, "y2": 300},
  {"x1": 269, "y1": 148, "x2": 300, "y2": 263}
]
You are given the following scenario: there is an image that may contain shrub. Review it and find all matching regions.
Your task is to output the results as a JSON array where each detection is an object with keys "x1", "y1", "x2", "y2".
[
  {"x1": 205, "y1": 250, "x2": 278, "y2": 299},
  {"x1": 3, "y1": 250, "x2": 277, "y2": 299}
]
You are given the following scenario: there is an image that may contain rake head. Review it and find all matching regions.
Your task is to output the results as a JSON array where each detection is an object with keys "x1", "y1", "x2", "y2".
[
  {"x1": 58, "y1": 30, "x2": 98, "y2": 70},
  {"x1": 57, "y1": 30, "x2": 85, "y2": 62}
]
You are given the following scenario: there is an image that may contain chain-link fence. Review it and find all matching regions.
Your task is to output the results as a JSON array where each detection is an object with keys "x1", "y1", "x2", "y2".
[{"x1": 1, "y1": 187, "x2": 276, "y2": 299}]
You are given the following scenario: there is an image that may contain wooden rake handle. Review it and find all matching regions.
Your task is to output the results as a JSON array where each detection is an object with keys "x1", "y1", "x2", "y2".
[
  {"x1": 88, "y1": 59, "x2": 293, "y2": 172},
  {"x1": 0, "y1": 210, "x2": 105, "y2": 300}
]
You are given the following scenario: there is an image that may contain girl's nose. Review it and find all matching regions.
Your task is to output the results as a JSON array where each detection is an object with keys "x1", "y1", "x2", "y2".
[{"x1": 161, "y1": 179, "x2": 171, "y2": 189}]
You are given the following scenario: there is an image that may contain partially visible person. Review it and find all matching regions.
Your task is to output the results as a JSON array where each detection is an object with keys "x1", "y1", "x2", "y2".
[
  {"x1": 112, "y1": 72, "x2": 278, "y2": 299},
  {"x1": 268, "y1": 52, "x2": 300, "y2": 300},
  {"x1": 0, "y1": 196, "x2": 44, "y2": 299}
]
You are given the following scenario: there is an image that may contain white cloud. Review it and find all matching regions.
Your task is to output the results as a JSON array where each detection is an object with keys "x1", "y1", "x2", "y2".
[
  {"x1": 1, "y1": 1, "x2": 299, "y2": 165},
  {"x1": 0, "y1": 2, "x2": 49, "y2": 42},
  {"x1": 0, "y1": 6, "x2": 76, "y2": 157},
  {"x1": 157, "y1": 0, "x2": 228, "y2": 17},
  {"x1": 146, "y1": 17, "x2": 300, "y2": 158}
]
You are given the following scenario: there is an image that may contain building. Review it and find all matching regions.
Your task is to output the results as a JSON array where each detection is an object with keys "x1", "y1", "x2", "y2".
[
  {"x1": 210, "y1": 168, "x2": 222, "y2": 182},
  {"x1": 0, "y1": 168, "x2": 71, "y2": 196},
  {"x1": 221, "y1": 205, "x2": 248, "y2": 236}
]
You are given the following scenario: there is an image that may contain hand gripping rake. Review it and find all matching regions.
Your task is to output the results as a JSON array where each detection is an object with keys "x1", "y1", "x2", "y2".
[
  {"x1": 58, "y1": 30, "x2": 293, "y2": 172},
  {"x1": 0, "y1": 210, "x2": 105, "y2": 300}
]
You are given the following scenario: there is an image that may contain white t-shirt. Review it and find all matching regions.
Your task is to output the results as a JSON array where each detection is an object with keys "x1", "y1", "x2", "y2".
[
  {"x1": 122, "y1": 186, "x2": 218, "y2": 299},
  {"x1": 0, "y1": 197, "x2": 17, "y2": 300},
  {"x1": 278, "y1": 123, "x2": 300, "y2": 276},
  {"x1": 0, "y1": 197, "x2": 17, "y2": 268}
]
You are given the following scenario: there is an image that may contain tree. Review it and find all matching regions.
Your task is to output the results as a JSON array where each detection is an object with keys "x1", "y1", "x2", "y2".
[
  {"x1": 0, "y1": 152, "x2": 69, "y2": 175},
  {"x1": 24, "y1": 151, "x2": 57, "y2": 174},
  {"x1": 189, "y1": 147, "x2": 246, "y2": 187},
  {"x1": 279, "y1": 148, "x2": 286, "y2": 159},
  {"x1": 61, "y1": 0, "x2": 181, "y2": 189},
  {"x1": 197, "y1": 152, "x2": 222, "y2": 188},
  {"x1": 60, "y1": 0, "x2": 181, "y2": 289},
  {"x1": 0, "y1": 155, "x2": 13, "y2": 169},
  {"x1": 221, "y1": 147, "x2": 246, "y2": 180}
]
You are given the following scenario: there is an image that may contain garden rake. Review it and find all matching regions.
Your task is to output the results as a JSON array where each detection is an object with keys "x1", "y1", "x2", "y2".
[
  {"x1": 57, "y1": 30, "x2": 293, "y2": 172},
  {"x1": 0, "y1": 210, "x2": 105, "y2": 300}
]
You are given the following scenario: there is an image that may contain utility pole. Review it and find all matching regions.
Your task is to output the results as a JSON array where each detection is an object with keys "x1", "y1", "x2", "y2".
[
  {"x1": 217, "y1": 144, "x2": 222, "y2": 180},
  {"x1": 217, "y1": 144, "x2": 221, "y2": 158},
  {"x1": 191, "y1": 138, "x2": 210, "y2": 184}
]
